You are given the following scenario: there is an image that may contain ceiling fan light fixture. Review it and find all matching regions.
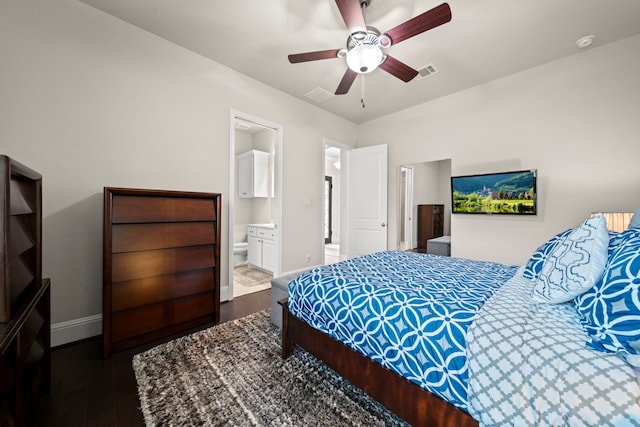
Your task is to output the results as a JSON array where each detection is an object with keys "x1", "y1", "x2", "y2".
[{"x1": 346, "y1": 43, "x2": 383, "y2": 73}]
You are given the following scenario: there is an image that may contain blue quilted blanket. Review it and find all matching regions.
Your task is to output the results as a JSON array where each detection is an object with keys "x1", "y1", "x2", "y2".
[{"x1": 287, "y1": 250, "x2": 518, "y2": 410}]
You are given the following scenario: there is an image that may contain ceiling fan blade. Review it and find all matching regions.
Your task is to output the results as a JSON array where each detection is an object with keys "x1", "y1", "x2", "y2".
[
  {"x1": 335, "y1": 0, "x2": 367, "y2": 33},
  {"x1": 335, "y1": 68, "x2": 358, "y2": 95},
  {"x1": 379, "y1": 55, "x2": 419, "y2": 82},
  {"x1": 384, "y1": 3, "x2": 451, "y2": 45},
  {"x1": 288, "y1": 49, "x2": 341, "y2": 63}
]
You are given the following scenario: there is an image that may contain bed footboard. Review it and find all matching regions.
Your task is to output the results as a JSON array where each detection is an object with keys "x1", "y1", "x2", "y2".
[{"x1": 279, "y1": 299, "x2": 478, "y2": 427}]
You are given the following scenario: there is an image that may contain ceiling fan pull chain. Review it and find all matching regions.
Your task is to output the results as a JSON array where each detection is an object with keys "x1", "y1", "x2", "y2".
[
  {"x1": 361, "y1": 0, "x2": 368, "y2": 25},
  {"x1": 361, "y1": 74, "x2": 366, "y2": 109}
]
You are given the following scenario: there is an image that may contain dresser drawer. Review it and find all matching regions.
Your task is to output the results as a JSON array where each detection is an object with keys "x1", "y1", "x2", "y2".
[
  {"x1": 111, "y1": 293, "x2": 215, "y2": 342},
  {"x1": 111, "y1": 269, "x2": 215, "y2": 312},
  {"x1": 111, "y1": 246, "x2": 215, "y2": 283},
  {"x1": 112, "y1": 222, "x2": 216, "y2": 253},
  {"x1": 111, "y1": 195, "x2": 216, "y2": 223}
]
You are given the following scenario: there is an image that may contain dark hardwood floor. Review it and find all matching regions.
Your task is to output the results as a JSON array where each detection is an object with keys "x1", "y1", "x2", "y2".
[{"x1": 34, "y1": 289, "x2": 271, "y2": 426}]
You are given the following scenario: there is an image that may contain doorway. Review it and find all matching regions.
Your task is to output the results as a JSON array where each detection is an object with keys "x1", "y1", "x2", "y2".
[
  {"x1": 322, "y1": 142, "x2": 389, "y2": 264},
  {"x1": 399, "y1": 166, "x2": 414, "y2": 251},
  {"x1": 228, "y1": 110, "x2": 283, "y2": 301},
  {"x1": 400, "y1": 159, "x2": 452, "y2": 252},
  {"x1": 323, "y1": 142, "x2": 343, "y2": 265}
]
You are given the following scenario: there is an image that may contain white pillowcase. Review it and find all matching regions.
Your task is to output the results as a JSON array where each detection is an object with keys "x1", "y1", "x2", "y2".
[{"x1": 532, "y1": 214, "x2": 609, "y2": 304}]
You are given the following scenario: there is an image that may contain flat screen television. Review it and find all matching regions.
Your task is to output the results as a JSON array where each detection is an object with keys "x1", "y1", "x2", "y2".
[{"x1": 451, "y1": 169, "x2": 537, "y2": 215}]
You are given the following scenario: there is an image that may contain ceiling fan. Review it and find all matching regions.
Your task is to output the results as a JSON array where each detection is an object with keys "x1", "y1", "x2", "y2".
[{"x1": 288, "y1": 0, "x2": 452, "y2": 96}]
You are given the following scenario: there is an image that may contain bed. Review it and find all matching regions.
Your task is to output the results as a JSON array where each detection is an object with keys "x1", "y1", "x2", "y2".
[{"x1": 281, "y1": 213, "x2": 640, "y2": 426}]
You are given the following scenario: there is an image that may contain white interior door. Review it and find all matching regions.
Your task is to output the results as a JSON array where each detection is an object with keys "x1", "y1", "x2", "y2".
[{"x1": 348, "y1": 144, "x2": 388, "y2": 258}]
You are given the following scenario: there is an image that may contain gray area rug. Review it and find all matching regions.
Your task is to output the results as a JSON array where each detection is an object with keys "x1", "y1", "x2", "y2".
[
  {"x1": 233, "y1": 265, "x2": 272, "y2": 287},
  {"x1": 133, "y1": 310, "x2": 408, "y2": 426}
]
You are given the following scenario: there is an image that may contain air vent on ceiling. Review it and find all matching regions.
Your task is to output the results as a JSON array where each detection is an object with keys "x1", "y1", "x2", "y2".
[
  {"x1": 305, "y1": 87, "x2": 334, "y2": 103},
  {"x1": 416, "y1": 63, "x2": 439, "y2": 80}
]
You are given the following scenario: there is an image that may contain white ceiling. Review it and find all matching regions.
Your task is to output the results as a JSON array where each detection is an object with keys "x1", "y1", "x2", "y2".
[{"x1": 79, "y1": 0, "x2": 640, "y2": 124}]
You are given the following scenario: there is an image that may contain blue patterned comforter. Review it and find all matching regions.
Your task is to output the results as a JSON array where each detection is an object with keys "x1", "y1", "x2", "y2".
[{"x1": 287, "y1": 251, "x2": 518, "y2": 410}]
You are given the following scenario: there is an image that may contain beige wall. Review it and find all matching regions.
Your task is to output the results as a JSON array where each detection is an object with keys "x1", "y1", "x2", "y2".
[
  {"x1": 358, "y1": 34, "x2": 640, "y2": 265},
  {"x1": 0, "y1": 0, "x2": 358, "y2": 327}
]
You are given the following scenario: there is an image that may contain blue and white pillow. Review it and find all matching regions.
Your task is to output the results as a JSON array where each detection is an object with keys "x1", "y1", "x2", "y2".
[
  {"x1": 575, "y1": 228, "x2": 640, "y2": 365},
  {"x1": 523, "y1": 228, "x2": 574, "y2": 281},
  {"x1": 628, "y1": 208, "x2": 640, "y2": 229},
  {"x1": 532, "y1": 214, "x2": 609, "y2": 304}
]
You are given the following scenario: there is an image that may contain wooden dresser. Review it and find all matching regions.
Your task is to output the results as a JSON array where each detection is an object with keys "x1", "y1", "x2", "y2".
[
  {"x1": 417, "y1": 204, "x2": 444, "y2": 250},
  {"x1": 102, "y1": 188, "x2": 221, "y2": 357}
]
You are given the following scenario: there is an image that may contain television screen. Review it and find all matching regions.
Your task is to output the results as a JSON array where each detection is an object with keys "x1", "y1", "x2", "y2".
[{"x1": 451, "y1": 169, "x2": 537, "y2": 215}]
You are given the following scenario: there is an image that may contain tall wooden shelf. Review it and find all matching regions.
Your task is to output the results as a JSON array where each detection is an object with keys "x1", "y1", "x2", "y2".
[
  {"x1": 103, "y1": 188, "x2": 221, "y2": 357},
  {"x1": 0, "y1": 155, "x2": 49, "y2": 426},
  {"x1": 0, "y1": 279, "x2": 50, "y2": 426},
  {"x1": 1, "y1": 156, "x2": 42, "y2": 322}
]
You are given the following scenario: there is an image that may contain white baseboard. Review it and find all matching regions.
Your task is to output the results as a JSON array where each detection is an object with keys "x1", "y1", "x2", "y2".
[
  {"x1": 51, "y1": 314, "x2": 102, "y2": 347},
  {"x1": 281, "y1": 265, "x2": 319, "y2": 276}
]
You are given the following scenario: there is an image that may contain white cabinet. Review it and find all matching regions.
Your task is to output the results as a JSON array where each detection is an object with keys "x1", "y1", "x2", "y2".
[
  {"x1": 247, "y1": 225, "x2": 277, "y2": 274},
  {"x1": 237, "y1": 150, "x2": 269, "y2": 198},
  {"x1": 262, "y1": 238, "x2": 276, "y2": 272},
  {"x1": 247, "y1": 236, "x2": 262, "y2": 267}
]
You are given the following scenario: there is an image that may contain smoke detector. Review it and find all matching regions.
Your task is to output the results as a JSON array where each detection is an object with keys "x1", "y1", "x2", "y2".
[{"x1": 576, "y1": 35, "x2": 595, "y2": 49}]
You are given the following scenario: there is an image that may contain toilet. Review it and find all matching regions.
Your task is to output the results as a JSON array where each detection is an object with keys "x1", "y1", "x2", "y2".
[{"x1": 233, "y1": 242, "x2": 248, "y2": 266}]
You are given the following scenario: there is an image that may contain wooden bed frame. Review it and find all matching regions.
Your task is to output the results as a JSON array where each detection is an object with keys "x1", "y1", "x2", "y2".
[{"x1": 279, "y1": 299, "x2": 479, "y2": 427}]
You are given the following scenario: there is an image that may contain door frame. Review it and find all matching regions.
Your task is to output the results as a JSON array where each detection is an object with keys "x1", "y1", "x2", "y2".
[
  {"x1": 399, "y1": 165, "x2": 414, "y2": 251},
  {"x1": 322, "y1": 138, "x2": 350, "y2": 264},
  {"x1": 227, "y1": 109, "x2": 283, "y2": 301},
  {"x1": 324, "y1": 176, "x2": 333, "y2": 244}
]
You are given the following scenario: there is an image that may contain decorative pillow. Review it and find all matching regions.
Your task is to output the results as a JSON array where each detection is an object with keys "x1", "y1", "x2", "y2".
[
  {"x1": 523, "y1": 228, "x2": 574, "y2": 281},
  {"x1": 575, "y1": 231, "x2": 640, "y2": 364},
  {"x1": 628, "y1": 208, "x2": 640, "y2": 229},
  {"x1": 607, "y1": 227, "x2": 640, "y2": 255},
  {"x1": 532, "y1": 214, "x2": 609, "y2": 304}
]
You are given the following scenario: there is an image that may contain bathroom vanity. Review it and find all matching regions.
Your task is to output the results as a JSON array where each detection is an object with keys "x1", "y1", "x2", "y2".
[{"x1": 247, "y1": 224, "x2": 276, "y2": 274}]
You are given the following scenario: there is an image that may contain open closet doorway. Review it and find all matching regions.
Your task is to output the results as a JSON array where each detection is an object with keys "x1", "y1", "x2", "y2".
[
  {"x1": 399, "y1": 159, "x2": 452, "y2": 252},
  {"x1": 323, "y1": 140, "x2": 346, "y2": 265},
  {"x1": 227, "y1": 110, "x2": 283, "y2": 301}
]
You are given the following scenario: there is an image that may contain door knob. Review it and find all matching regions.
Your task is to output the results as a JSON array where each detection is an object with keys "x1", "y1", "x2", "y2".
[{"x1": 381, "y1": 223, "x2": 386, "y2": 227}]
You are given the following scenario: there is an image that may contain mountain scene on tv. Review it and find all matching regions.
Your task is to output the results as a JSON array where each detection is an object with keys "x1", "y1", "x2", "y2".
[{"x1": 452, "y1": 171, "x2": 536, "y2": 214}]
